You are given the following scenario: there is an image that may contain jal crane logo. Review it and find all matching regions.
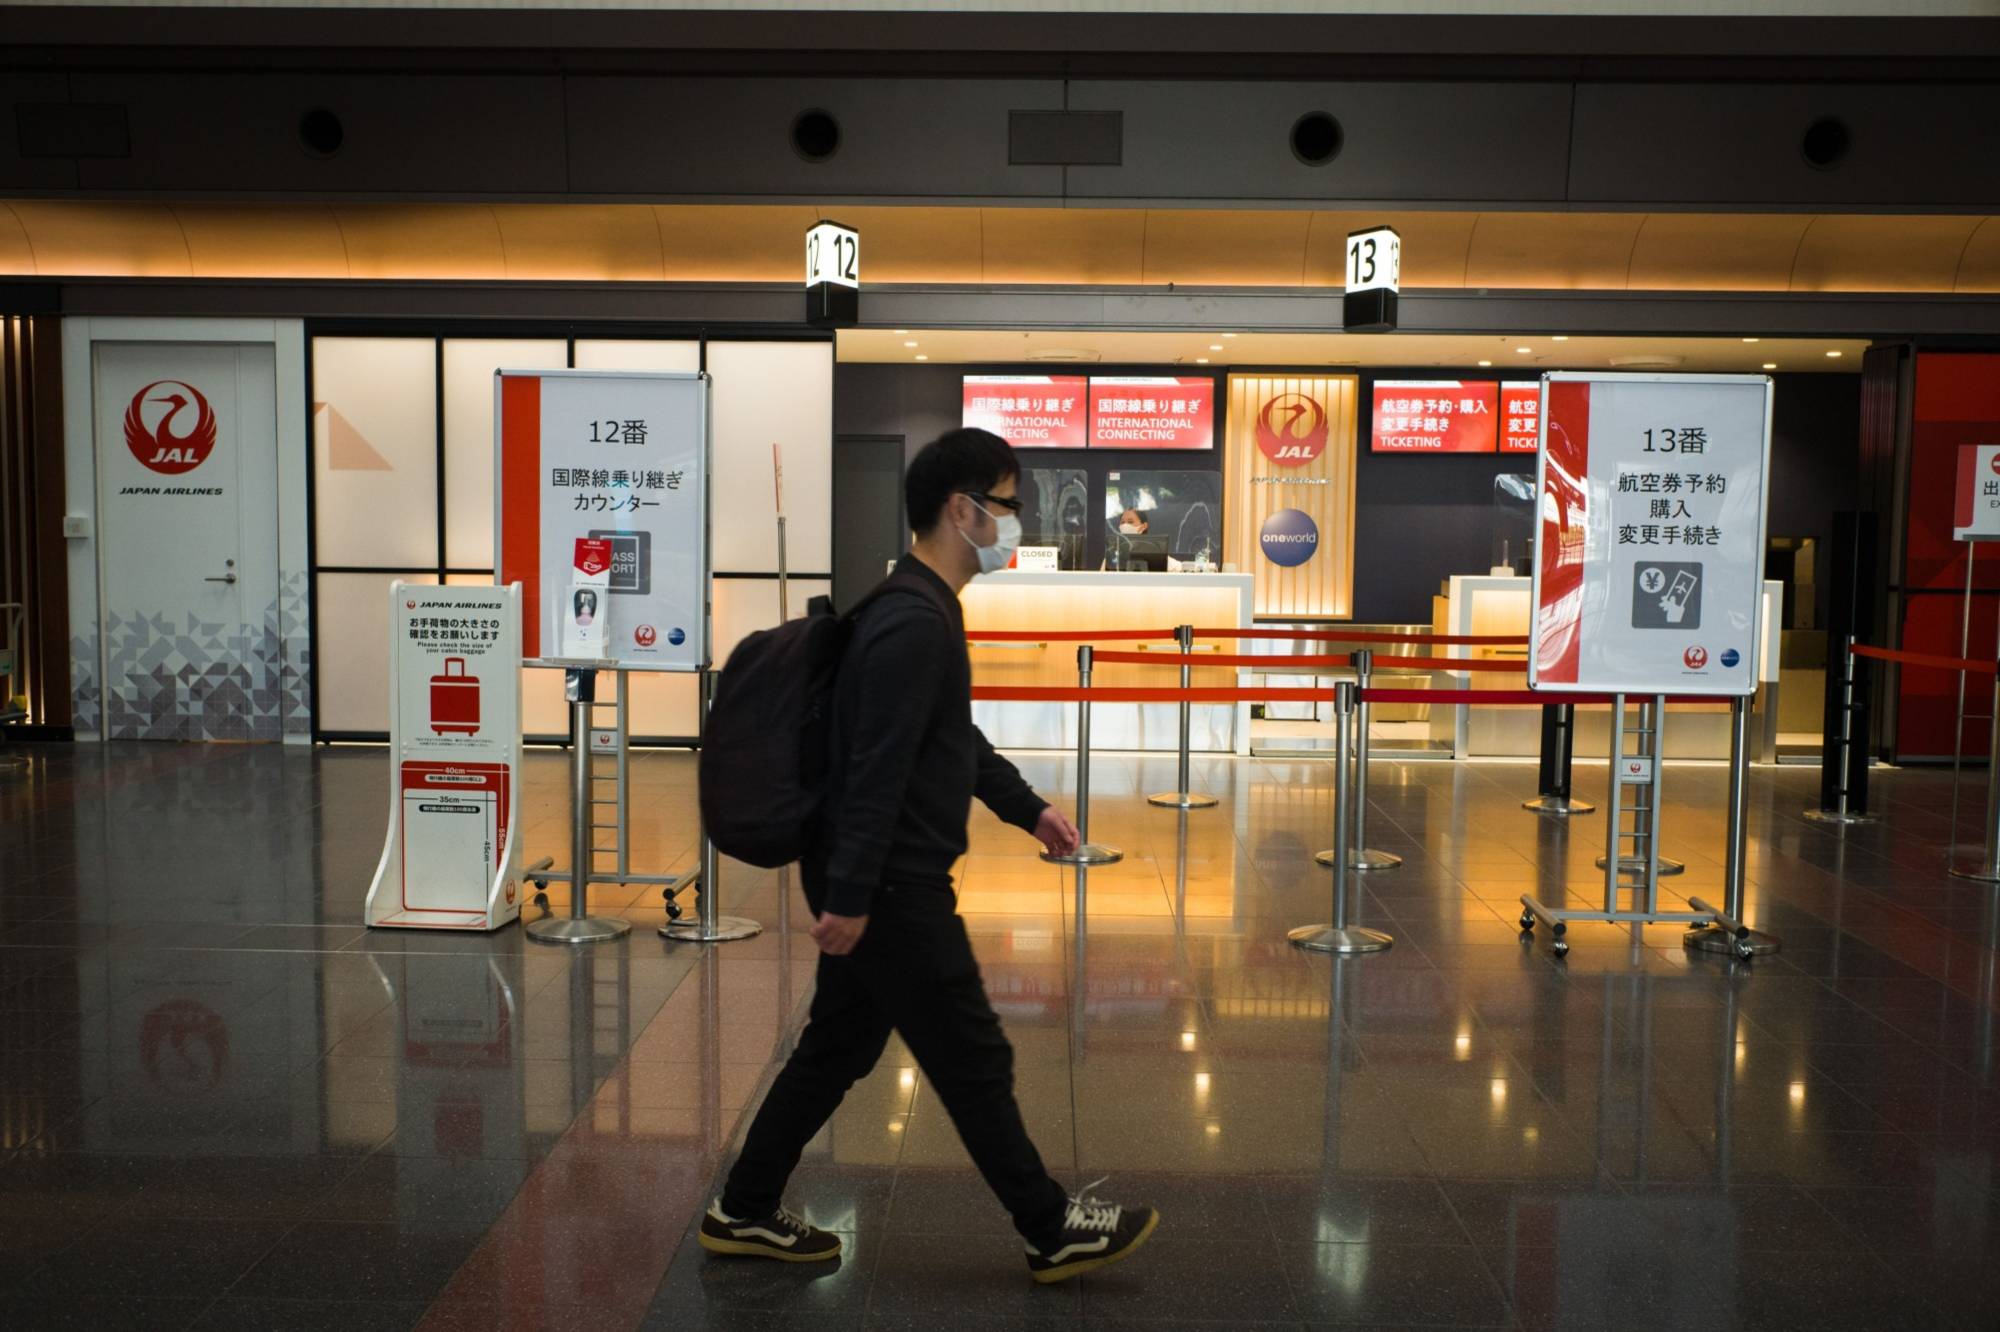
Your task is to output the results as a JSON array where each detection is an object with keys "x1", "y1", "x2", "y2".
[
  {"x1": 1254, "y1": 392, "x2": 1329, "y2": 467},
  {"x1": 124, "y1": 380, "x2": 218, "y2": 475},
  {"x1": 1684, "y1": 646, "x2": 1709, "y2": 670}
]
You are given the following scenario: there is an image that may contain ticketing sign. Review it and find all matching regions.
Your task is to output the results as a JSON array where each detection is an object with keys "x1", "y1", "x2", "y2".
[
  {"x1": 1500, "y1": 382, "x2": 1542, "y2": 454},
  {"x1": 1530, "y1": 373, "x2": 1772, "y2": 697},
  {"x1": 1370, "y1": 380, "x2": 1498, "y2": 453}
]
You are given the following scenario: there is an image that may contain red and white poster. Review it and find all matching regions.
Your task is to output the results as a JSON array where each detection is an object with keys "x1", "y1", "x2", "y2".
[
  {"x1": 1953, "y1": 445, "x2": 2000, "y2": 541},
  {"x1": 963, "y1": 375, "x2": 1087, "y2": 449},
  {"x1": 1089, "y1": 377, "x2": 1215, "y2": 450},
  {"x1": 496, "y1": 369, "x2": 706, "y2": 670},
  {"x1": 1530, "y1": 373, "x2": 1772, "y2": 698},
  {"x1": 1370, "y1": 380, "x2": 1498, "y2": 453},
  {"x1": 367, "y1": 583, "x2": 525, "y2": 931},
  {"x1": 1500, "y1": 382, "x2": 1542, "y2": 455}
]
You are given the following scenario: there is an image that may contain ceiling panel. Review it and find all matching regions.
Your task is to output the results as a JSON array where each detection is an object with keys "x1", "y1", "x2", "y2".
[
  {"x1": 174, "y1": 204, "x2": 349, "y2": 279},
  {"x1": 983, "y1": 208, "x2": 1147, "y2": 285},
  {"x1": 332, "y1": 204, "x2": 506, "y2": 280},
  {"x1": 491, "y1": 204, "x2": 665, "y2": 281},
  {"x1": 1790, "y1": 214, "x2": 1987, "y2": 292},
  {"x1": 1465, "y1": 212, "x2": 1649, "y2": 290},
  {"x1": 1626, "y1": 214, "x2": 1814, "y2": 291}
]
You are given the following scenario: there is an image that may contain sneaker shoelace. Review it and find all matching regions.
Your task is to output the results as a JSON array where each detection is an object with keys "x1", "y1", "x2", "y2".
[
  {"x1": 1063, "y1": 1176, "x2": 1123, "y2": 1233},
  {"x1": 771, "y1": 1205, "x2": 812, "y2": 1237}
]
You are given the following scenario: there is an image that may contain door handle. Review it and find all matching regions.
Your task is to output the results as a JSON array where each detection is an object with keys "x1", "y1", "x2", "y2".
[{"x1": 205, "y1": 574, "x2": 238, "y2": 584}]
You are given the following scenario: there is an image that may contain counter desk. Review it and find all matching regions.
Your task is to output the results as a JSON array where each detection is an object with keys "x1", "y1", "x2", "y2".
[{"x1": 962, "y1": 569, "x2": 1255, "y2": 754}]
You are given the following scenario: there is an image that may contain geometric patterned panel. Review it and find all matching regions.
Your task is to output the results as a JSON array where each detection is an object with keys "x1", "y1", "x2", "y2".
[
  {"x1": 68, "y1": 628, "x2": 100, "y2": 736},
  {"x1": 279, "y1": 569, "x2": 311, "y2": 738},
  {"x1": 100, "y1": 592, "x2": 289, "y2": 742}
]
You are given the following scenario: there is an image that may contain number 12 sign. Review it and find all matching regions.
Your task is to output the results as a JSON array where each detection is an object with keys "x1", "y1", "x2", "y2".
[{"x1": 806, "y1": 221, "x2": 860, "y2": 289}]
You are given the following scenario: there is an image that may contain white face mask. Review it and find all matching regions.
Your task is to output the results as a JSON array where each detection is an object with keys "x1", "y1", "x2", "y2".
[
  {"x1": 1119, "y1": 522, "x2": 1143, "y2": 535},
  {"x1": 960, "y1": 499, "x2": 1022, "y2": 575}
]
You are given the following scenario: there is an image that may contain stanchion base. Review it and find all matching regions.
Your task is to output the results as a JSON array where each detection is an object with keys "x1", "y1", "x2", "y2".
[
  {"x1": 1288, "y1": 924, "x2": 1395, "y2": 954},
  {"x1": 1804, "y1": 808, "x2": 1877, "y2": 826},
  {"x1": 1317, "y1": 848, "x2": 1403, "y2": 870},
  {"x1": 1683, "y1": 924, "x2": 1782, "y2": 958},
  {"x1": 526, "y1": 916, "x2": 633, "y2": 944},
  {"x1": 1042, "y1": 844, "x2": 1124, "y2": 866},
  {"x1": 1523, "y1": 795, "x2": 1596, "y2": 816},
  {"x1": 1595, "y1": 854, "x2": 1685, "y2": 876},
  {"x1": 1147, "y1": 791, "x2": 1219, "y2": 810},
  {"x1": 661, "y1": 914, "x2": 763, "y2": 943},
  {"x1": 1948, "y1": 864, "x2": 2000, "y2": 884}
]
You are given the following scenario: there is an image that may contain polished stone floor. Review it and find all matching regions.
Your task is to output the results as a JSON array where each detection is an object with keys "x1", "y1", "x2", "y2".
[{"x1": 6, "y1": 740, "x2": 2000, "y2": 1329}]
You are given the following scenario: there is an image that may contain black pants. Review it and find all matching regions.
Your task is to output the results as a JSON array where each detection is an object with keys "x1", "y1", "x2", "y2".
[{"x1": 721, "y1": 884, "x2": 1069, "y2": 1248}]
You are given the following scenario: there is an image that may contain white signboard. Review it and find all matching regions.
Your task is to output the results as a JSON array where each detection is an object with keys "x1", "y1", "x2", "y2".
[
  {"x1": 1955, "y1": 445, "x2": 2000, "y2": 542},
  {"x1": 1529, "y1": 373, "x2": 1772, "y2": 698},
  {"x1": 806, "y1": 220, "x2": 860, "y2": 290},
  {"x1": 495, "y1": 370, "x2": 708, "y2": 671},
  {"x1": 365, "y1": 583, "x2": 525, "y2": 932},
  {"x1": 1015, "y1": 546, "x2": 1061, "y2": 571},
  {"x1": 1346, "y1": 226, "x2": 1401, "y2": 294}
]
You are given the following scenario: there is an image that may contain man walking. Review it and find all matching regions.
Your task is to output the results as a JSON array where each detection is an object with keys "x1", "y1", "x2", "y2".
[{"x1": 700, "y1": 427, "x2": 1158, "y2": 1283}]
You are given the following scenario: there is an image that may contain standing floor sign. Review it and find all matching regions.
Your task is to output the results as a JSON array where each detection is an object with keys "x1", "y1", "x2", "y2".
[
  {"x1": 1530, "y1": 372, "x2": 1773, "y2": 698},
  {"x1": 366, "y1": 583, "x2": 525, "y2": 931},
  {"x1": 496, "y1": 369, "x2": 710, "y2": 672}
]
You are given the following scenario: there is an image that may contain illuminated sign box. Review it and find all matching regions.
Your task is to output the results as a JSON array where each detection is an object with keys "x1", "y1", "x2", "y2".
[{"x1": 1370, "y1": 380, "x2": 1498, "y2": 454}]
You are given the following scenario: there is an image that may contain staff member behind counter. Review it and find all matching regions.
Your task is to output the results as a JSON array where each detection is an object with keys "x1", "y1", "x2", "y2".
[{"x1": 1104, "y1": 507, "x2": 1215, "y2": 573}]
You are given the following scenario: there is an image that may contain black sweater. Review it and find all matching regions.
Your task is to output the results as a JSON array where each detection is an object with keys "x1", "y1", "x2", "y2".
[{"x1": 804, "y1": 555, "x2": 1049, "y2": 917}]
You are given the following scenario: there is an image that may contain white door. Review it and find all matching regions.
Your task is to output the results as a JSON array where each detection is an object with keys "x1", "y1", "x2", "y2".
[{"x1": 95, "y1": 342, "x2": 280, "y2": 740}]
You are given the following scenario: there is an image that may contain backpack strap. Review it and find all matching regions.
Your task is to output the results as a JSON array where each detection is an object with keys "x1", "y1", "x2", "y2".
[{"x1": 843, "y1": 569, "x2": 954, "y2": 626}]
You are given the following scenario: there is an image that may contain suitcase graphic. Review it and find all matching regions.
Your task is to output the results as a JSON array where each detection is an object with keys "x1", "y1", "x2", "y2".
[{"x1": 430, "y1": 658, "x2": 482, "y2": 735}]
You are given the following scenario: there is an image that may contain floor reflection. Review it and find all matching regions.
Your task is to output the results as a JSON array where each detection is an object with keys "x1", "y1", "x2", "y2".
[{"x1": 6, "y1": 742, "x2": 2000, "y2": 1327}]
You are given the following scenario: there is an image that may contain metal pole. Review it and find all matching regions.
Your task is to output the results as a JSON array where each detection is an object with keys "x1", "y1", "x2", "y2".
[
  {"x1": 1688, "y1": 695, "x2": 1781, "y2": 957},
  {"x1": 1806, "y1": 633, "x2": 1875, "y2": 825},
  {"x1": 1349, "y1": 649, "x2": 1402, "y2": 871},
  {"x1": 1044, "y1": 645, "x2": 1122, "y2": 866},
  {"x1": 1951, "y1": 665, "x2": 2000, "y2": 883},
  {"x1": 616, "y1": 669, "x2": 631, "y2": 881},
  {"x1": 1149, "y1": 624, "x2": 1217, "y2": 809},
  {"x1": 776, "y1": 514, "x2": 790, "y2": 623},
  {"x1": 1605, "y1": 693, "x2": 1625, "y2": 914},
  {"x1": 1950, "y1": 552, "x2": 1975, "y2": 866},
  {"x1": 1525, "y1": 702, "x2": 1596, "y2": 816},
  {"x1": 528, "y1": 670, "x2": 631, "y2": 944},
  {"x1": 664, "y1": 668, "x2": 762, "y2": 941},
  {"x1": 1295, "y1": 681, "x2": 1393, "y2": 953}
]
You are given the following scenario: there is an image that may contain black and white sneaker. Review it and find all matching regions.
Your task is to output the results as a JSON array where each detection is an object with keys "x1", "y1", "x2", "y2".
[
  {"x1": 698, "y1": 1199, "x2": 843, "y2": 1263},
  {"x1": 1024, "y1": 1181, "x2": 1160, "y2": 1284}
]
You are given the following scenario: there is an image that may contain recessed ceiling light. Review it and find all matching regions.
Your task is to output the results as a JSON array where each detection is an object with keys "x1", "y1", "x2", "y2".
[
  {"x1": 1478, "y1": 360, "x2": 1493, "y2": 367},
  {"x1": 1516, "y1": 346, "x2": 1533, "y2": 354},
  {"x1": 1762, "y1": 362, "x2": 1778, "y2": 370},
  {"x1": 903, "y1": 340, "x2": 919, "y2": 348},
  {"x1": 1742, "y1": 337, "x2": 1761, "y2": 343},
  {"x1": 1552, "y1": 336, "x2": 1569, "y2": 342},
  {"x1": 894, "y1": 329, "x2": 909, "y2": 335},
  {"x1": 1826, "y1": 350, "x2": 1843, "y2": 358},
  {"x1": 1209, "y1": 344, "x2": 1223, "y2": 351},
  {"x1": 1221, "y1": 333, "x2": 1238, "y2": 339},
  {"x1": 915, "y1": 354, "x2": 929, "y2": 361},
  {"x1": 1195, "y1": 357, "x2": 1210, "y2": 364}
]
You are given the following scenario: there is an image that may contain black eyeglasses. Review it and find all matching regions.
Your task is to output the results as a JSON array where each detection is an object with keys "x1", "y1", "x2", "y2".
[{"x1": 963, "y1": 491, "x2": 1024, "y2": 515}]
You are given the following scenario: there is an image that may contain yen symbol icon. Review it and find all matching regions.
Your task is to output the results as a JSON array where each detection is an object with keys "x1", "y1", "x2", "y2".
[{"x1": 1639, "y1": 567, "x2": 1667, "y2": 595}]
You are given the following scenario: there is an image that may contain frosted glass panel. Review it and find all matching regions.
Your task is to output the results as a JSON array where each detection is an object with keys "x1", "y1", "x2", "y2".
[
  {"x1": 522, "y1": 665, "x2": 569, "y2": 736},
  {"x1": 573, "y1": 340, "x2": 700, "y2": 372},
  {"x1": 707, "y1": 342, "x2": 832, "y2": 575},
  {"x1": 312, "y1": 338, "x2": 437, "y2": 568},
  {"x1": 627, "y1": 671, "x2": 700, "y2": 737},
  {"x1": 713, "y1": 578, "x2": 831, "y2": 663},
  {"x1": 316, "y1": 572, "x2": 437, "y2": 733},
  {"x1": 443, "y1": 338, "x2": 567, "y2": 569}
]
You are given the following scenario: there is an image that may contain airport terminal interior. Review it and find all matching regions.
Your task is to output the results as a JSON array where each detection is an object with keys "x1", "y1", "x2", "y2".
[{"x1": 6, "y1": 3, "x2": 2000, "y2": 1329}]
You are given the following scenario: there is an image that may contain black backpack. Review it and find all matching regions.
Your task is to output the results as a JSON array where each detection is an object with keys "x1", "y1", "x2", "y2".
[{"x1": 698, "y1": 572, "x2": 940, "y2": 868}]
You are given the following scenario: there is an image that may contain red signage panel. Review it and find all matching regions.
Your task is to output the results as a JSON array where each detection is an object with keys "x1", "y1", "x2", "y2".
[
  {"x1": 1370, "y1": 380, "x2": 1498, "y2": 453},
  {"x1": 1089, "y1": 377, "x2": 1215, "y2": 450},
  {"x1": 1500, "y1": 382, "x2": 1542, "y2": 454},
  {"x1": 962, "y1": 375, "x2": 1087, "y2": 449}
]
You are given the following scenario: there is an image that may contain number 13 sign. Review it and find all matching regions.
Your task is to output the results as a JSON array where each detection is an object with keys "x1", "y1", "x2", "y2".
[{"x1": 1346, "y1": 227, "x2": 1401, "y2": 294}]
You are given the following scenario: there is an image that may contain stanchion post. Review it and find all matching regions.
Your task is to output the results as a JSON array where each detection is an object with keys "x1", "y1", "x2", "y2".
[
  {"x1": 1295, "y1": 681, "x2": 1393, "y2": 954},
  {"x1": 1043, "y1": 645, "x2": 1123, "y2": 867},
  {"x1": 663, "y1": 668, "x2": 762, "y2": 942},
  {"x1": 1950, "y1": 662, "x2": 2000, "y2": 882},
  {"x1": 1688, "y1": 695, "x2": 1781, "y2": 958},
  {"x1": 1149, "y1": 624, "x2": 1218, "y2": 810},
  {"x1": 1524, "y1": 703, "x2": 1595, "y2": 816},
  {"x1": 1348, "y1": 649, "x2": 1403, "y2": 871},
  {"x1": 528, "y1": 669, "x2": 632, "y2": 944},
  {"x1": 1806, "y1": 633, "x2": 1876, "y2": 826}
]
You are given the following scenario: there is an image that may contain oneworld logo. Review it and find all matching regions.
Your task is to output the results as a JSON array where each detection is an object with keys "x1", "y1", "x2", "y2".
[
  {"x1": 1255, "y1": 393, "x2": 1329, "y2": 467},
  {"x1": 124, "y1": 380, "x2": 218, "y2": 476},
  {"x1": 1259, "y1": 508, "x2": 1320, "y2": 568}
]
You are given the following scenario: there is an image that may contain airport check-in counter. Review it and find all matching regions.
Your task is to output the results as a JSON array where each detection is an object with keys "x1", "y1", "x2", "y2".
[{"x1": 962, "y1": 570, "x2": 1254, "y2": 754}]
